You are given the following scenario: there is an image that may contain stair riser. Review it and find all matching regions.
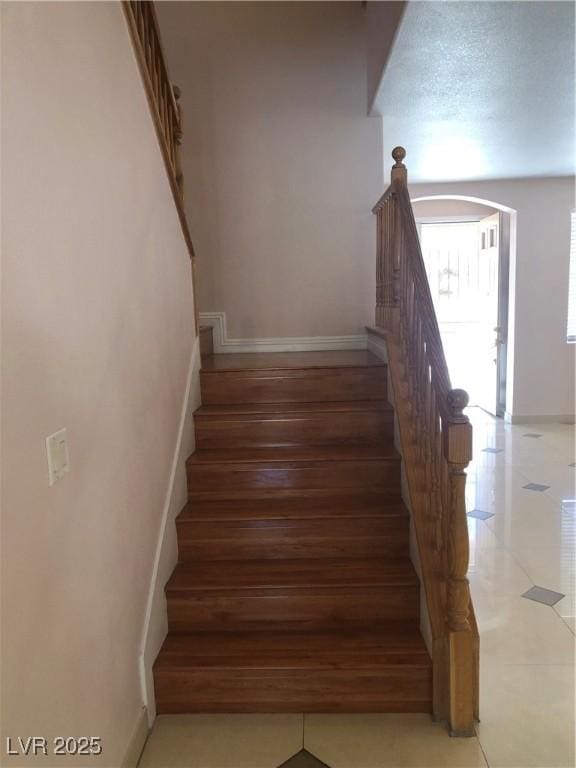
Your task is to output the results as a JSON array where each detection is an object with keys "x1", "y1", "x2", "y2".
[
  {"x1": 155, "y1": 668, "x2": 432, "y2": 714},
  {"x1": 194, "y1": 410, "x2": 394, "y2": 449},
  {"x1": 187, "y1": 460, "x2": 400, "y2": 493},
  {"x1": 186, "y1": 490, "x2": 404, "y2": 503},
  {"x1": 200, "y1": 368, "x2": 387, "y2": 404},
  {"x1": 177, "y1": 518, "x2": 409, "y2": 561},
  {"x1": 167, "y1": 587, "x2": 419, "y2": 632}
]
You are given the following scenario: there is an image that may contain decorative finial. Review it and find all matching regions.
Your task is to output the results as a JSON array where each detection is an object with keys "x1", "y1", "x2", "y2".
[
  {"x1": 447, "y1": 388, "x2": 469, "y2": 421},
  {"x1": 390, "y1": 146, "x2": 407, "y2": 183},
  {"x1": 392, "y1": 146, "x2": 406, "y2": 166}
]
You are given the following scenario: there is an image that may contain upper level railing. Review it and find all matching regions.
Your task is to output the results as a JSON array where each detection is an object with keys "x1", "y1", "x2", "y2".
[
  {"x1": 123, "y1": 1, "x2": 198, "y2": 331},
  {"x1": 371, "y1": 147, "x2": 478, "y2": 736},
  {"x1": 125, "y1": 1, "x2": 182, "y2": 189}
]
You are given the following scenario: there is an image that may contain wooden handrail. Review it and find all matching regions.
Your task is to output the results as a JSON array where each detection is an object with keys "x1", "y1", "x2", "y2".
[
  {"x1": 122, "y1": 1, "x2": 199, "y2": 333},
  {"x1": 124, "y1": 1, "x2": 182, "y2": 188},
  {"x1": 371, "y1": 147, "x2": 479, "y2": 735}
]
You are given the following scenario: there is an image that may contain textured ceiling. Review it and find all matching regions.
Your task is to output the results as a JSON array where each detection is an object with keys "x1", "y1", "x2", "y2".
[{"x1": 372, "y1": 1, "x2": 575, "y2": 182}]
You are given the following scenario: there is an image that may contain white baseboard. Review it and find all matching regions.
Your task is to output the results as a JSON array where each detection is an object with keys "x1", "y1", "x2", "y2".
[
  {"x1": 504, "y1": 411, "x2": 575, "y2": 425},
  {"x1": 122, "y1": 707, "x2": 149, "y2": 768},
  {"x1": 138, "y1": 336, "x2": 202, "y2": 725},
  {"x1": 366, "y1": 333, "x2": 388, "y2": 362},
  {"x1": 199, "y1": 311, "x2": 367, "y2": 353}
]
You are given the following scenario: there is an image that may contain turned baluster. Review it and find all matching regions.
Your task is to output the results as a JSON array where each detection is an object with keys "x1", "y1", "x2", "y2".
[
  {"x1": 381, "y1": 196, "x2": 398, "y2": 331},
  {"x1": 432, "y1": 395, "x2": 444, "y2": 552},
  {"x1": 173, "y1": 85, "x2": 184, "y2": 196},
  {"x1": 376, "y1": 203, "x2": 389, "y2": 327},
  {"x1": 413, "y1": 319, "x2": 425, "y2": 443},
  {"x1": 397, "y1": 240, "x2": 410, "y2": 385},
  {"x1": 376, "y1": 208, "x2": 383, "y2": 325},
  {"x1": 375, "y1": 204, "x2": 383, "y2": 326},
  {"x1": 423, "y1": 356, "x2": 433, "y2": 466},
  {"x1": 398, "y1": 230, "x2": 414, "y2": 397},
  {"x1": 406, "y1": 280, "x2": 419, "y2": 411},
  {"x1": 416, "y1": 309, "x2": 427, "y2": 433}
]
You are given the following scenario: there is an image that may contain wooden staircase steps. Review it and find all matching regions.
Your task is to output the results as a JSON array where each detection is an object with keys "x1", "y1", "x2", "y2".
[
  {"x1": 178, "y1": 493, "x2": 406, "y2": 521},
  {"x1": 194, "y1": 400, "x2": 394, "y2": 449},
  {"x1": 200, "y1": 355, "x2": 388, "y2": 404},
  {"x1": 166, "y1": 558, "x2": 419, "y2": 632},
  {"x1": 186, "y1": 445, "x2": 401, "y2": 493},
  {"x1": 154, "y1": 350, "x2": 431, "y2": 714},
  {"x1": 176, "y1": 494, "x2": 409, "y2": 561},
  {"x1": 154, "y1": 627, "x2": 432, "y2": 713}
]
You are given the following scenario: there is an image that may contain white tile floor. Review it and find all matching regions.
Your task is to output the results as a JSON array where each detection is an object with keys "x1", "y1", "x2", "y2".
[{"x1": 139, "y1": 408, "x2": 575, "y2": 768}]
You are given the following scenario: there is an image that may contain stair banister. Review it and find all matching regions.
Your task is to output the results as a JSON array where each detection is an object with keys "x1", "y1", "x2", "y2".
[
  {"x1": 123, "y1": 0, "x2": 199, "y2": 333},
  {"x1": 370, "y1": 147, "x2": 479, "y2": 735}
]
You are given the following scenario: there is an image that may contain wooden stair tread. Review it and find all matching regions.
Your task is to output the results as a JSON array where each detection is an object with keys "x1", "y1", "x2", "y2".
[
  {"x1": 187, "y1": 488, "x2": 404, "y2": 501},
  {"x1": 194, "y1": 400, "x2": 392, "y2": 417},
  {"x1": 155, "y1": 628, "x2": 431, "y2": 669},
  {"x1": 187, "y1": 445, "x2": 399, "y2": 465},
  {"x1": 179, "y1": 495, "x2": 407, "y2": 521},
  {"x1": 166, "y1": 558, "x2": 418, "y2": 593},
  {"x1": 201, "y1": 350, "x2": 385, "y2": 372}
]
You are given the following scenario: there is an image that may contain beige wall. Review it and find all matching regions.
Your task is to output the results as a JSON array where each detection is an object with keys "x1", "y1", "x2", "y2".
[
  {"x1": 1, "y1": 3, "x2": 196, "y2": 764},
  {"x1": 157, "y1": 1, "x2": 383, "y2": 340},
  {"x1": 412, "y1": 198, "x2": 496, "y2": 219},
  {"x1": 366, "y1": 1, "x2": 405, "y2": 113},
  {"x1": 410, "y1": 178, "x2": 575, "y2": 420}
]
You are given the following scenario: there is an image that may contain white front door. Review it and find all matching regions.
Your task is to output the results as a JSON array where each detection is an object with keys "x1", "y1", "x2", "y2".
[
  {"x1": 476, "y1": 212, "x2": 501, "y2": 415},
  {"x1": 419, "y1": 217, "x2": 502, "y2": 415}
]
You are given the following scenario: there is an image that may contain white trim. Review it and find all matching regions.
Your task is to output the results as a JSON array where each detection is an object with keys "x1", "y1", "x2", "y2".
[
  {"x1": 504, "y1": 411, "x2": 575, "y2": 425},
  {"x1": 415, "y1": 215, "x2": 487, "y2": 224},
  {"x1": 411, "y1": 194, "x2": 517, "y2": 215},
  {"x1": 138, "y1": 336, "x2": 202, "y2": 724},
  {"x1": 121, "y1": 707, "x2": 149, "y2": 768},
  {"x1": 366, "y1": 333, "x2": 388, "y2": 362},
  {"x1": 199, "y1": 311, "x2": 367, "y2": 353}
]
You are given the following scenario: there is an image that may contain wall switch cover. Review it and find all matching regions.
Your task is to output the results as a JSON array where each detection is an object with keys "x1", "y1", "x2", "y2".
[{"x1": 46, "y1": 428, "x2": 70, "y2": 486}]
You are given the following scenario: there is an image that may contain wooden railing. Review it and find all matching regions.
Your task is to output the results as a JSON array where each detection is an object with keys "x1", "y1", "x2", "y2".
[
  {"x1": 371, "y1": 147, "x2": 479, "y2": 735},
  {"x1": 123, "y1": 1, "x2": 199, "y2": 331}
]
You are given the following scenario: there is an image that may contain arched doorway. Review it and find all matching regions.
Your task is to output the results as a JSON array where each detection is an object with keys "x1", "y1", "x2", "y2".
[{"x1": 411, "y1": 195, "x2": 517, "y2": 417}]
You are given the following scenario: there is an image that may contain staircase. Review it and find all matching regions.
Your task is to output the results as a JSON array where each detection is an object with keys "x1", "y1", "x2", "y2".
[
  {"x1": 153, "y1": 349, "x2": 432, "y2": 714},
  {"x1": 123, "y1": 1, "x2": 475, "y2": 731}
]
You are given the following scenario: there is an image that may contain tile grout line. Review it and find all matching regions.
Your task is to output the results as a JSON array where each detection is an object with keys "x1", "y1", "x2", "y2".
[
  {"x1": 559, "y1": 615, "x2": 576, "y2": 636},
  {"x1": 486, "y1": 541, "x2": 573, "y2": 623},
  {"x1": 476, "y1": 731, "x2": 491, "y2": 768}
]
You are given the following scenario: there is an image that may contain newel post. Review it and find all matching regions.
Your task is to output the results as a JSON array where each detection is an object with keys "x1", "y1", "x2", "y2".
[
  {"x1": 376, "y1": 147, "x2": 407, "y2": 331},
  {"x1": 444, "y1": 388, "x2": 475, "y2": 736}
]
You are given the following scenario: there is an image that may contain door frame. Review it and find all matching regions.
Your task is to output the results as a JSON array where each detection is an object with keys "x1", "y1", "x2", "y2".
[{"x1": 413, "y1": 196, "x2": 517, "y2": 418}]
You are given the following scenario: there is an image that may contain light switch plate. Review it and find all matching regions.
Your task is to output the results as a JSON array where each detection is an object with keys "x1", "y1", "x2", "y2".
[{"x1": 46, "y1": 428, "x2": 70, "y2": 486}]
